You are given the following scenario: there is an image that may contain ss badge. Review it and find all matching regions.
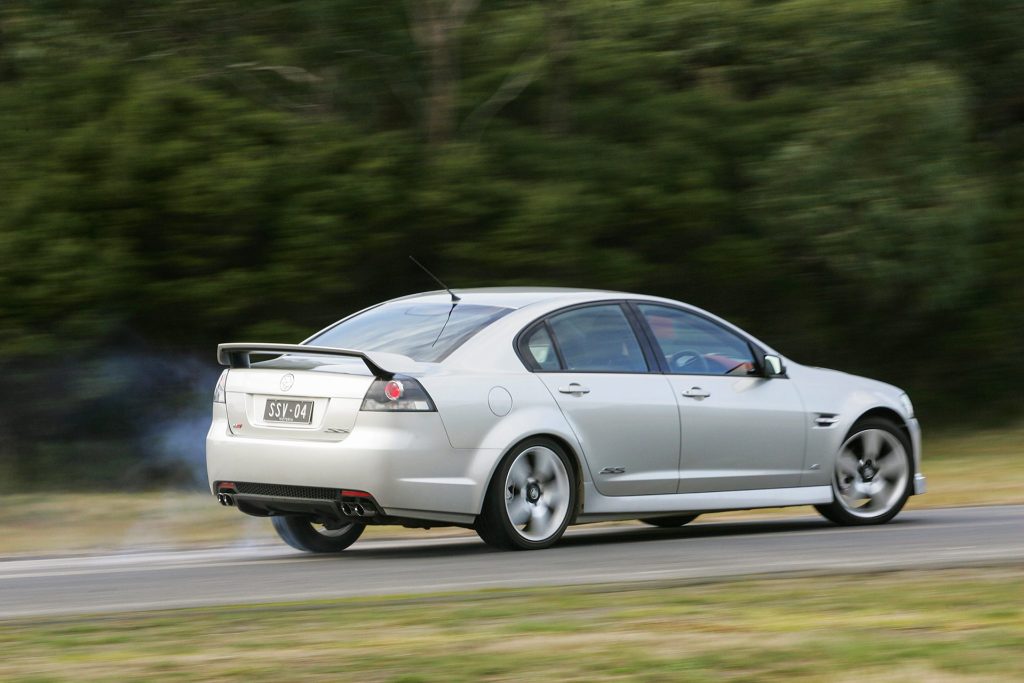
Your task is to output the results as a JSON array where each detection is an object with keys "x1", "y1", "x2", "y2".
[{"x1": 600, "y1": 466, "x2": 626, "y2": 475}]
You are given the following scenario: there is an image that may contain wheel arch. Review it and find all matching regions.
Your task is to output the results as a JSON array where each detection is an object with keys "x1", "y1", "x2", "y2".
[
  {"x1": 479, "y1": 432, "x2": 587, "y2": 523},
  {"x1": 538, "y1": 432, "x2": 586, "y2": 523}
]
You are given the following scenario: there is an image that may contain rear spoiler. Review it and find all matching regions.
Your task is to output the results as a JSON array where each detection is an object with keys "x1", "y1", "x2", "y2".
[{"x1": 217, "y1": 343, "x2": 403, "y2": 379}]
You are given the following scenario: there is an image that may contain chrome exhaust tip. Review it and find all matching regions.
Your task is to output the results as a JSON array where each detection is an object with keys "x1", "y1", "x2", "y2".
[
  {"x1": 341, "y1": 503, "x2": 353, "y2": 516},
  {"x1": 353, "y1": 504, "x2": 365, "y2": 517},
  {"x1": 217, "y1": 493, "x2": 235, "y2": 507}
]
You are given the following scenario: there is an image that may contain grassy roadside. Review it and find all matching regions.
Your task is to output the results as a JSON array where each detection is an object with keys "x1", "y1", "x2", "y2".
[
  {"x1": 0, "y1": 425, "x2": 1020, "y2": 555},
  {"x1": 904, "y1": 425, "x2": 1024, "y2": 508},
  {"x1": 1, "y1": 567, "x2": 1022, "y2": 681}
]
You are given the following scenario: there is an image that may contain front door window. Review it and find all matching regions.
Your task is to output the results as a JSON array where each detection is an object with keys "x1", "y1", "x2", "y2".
[{"x1": 638, "y1": 304, "x2": 754, "y2": 376}]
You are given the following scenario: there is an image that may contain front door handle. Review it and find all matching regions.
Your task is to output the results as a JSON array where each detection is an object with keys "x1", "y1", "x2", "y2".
[
  {"x1": 558, "y1": 383, "x2": 591, "y2": 396},
  {"x1": 682, "y1": 387, "x2": 711, "y2": 400}
]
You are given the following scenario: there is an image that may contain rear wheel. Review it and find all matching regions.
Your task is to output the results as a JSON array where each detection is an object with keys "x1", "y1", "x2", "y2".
[
  {"x1": 476, "y1": 438, "x2": 576, "y2": 550},
  {"x1": 815, "y1": 418, "x2": 912, "y2": 526},
  {"x1": 271, "y1": 516, "x2": 365, "y2": 553},
  {"x1": 640, "y1": 514, "x2": 700, "y2": 528}
]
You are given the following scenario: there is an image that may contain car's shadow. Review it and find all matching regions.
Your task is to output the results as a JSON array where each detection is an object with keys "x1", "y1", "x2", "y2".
[{"x1": 301, "y1": 514, "x2": 923, "y2": 561}]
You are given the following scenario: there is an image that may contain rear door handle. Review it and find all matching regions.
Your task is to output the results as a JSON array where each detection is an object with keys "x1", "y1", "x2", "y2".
[
  {"x1": 682, "y1": 387, "x2": 711, "y2": 400},
  {"x1": 558, "y1": 383, "x2": 591, "y2": 396}
]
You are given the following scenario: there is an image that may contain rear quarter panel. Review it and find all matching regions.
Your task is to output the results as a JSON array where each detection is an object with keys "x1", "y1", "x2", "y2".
[{"x1": 424, "y1": 373, "x2": 587, "y2": 482}]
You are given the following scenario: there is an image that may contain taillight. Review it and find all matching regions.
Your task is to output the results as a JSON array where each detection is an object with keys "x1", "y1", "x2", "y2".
[
  {"x1": 361, "y1": 376, "x2": 436, "y2": 412},
  {"x1": 384, "y1": 380, "x2": 404, "y2": 401},
  {"x1": 213, "y1": 369, "x2": 229, "y2": 403}
]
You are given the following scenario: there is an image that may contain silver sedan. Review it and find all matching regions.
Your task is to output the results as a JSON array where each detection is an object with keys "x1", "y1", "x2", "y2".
[{"x1": 206, "y1": 288, "x2": 925, "y2": 551}]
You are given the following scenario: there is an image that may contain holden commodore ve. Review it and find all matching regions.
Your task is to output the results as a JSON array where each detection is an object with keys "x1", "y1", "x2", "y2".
[{"x1": 206, "y1": 288, "x2": 925, "y2": 552}]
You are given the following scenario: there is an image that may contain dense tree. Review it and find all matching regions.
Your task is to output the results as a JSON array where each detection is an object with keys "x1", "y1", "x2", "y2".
[{"x1": 0, "y1": 0, "x2": 1021, "y2": 488}]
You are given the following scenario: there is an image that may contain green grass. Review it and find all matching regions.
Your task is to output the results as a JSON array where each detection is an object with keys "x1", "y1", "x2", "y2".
[
  {"x1": 0, "y1": 568, "x2": 1021, "y2": 681},
  {"x1": 0, "y1": 425, "x2": 1020, "y2": 556}
]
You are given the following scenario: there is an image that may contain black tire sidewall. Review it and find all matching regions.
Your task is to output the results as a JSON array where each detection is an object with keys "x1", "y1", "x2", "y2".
[
  {"x1": 640, "y1": 514, "x2": 700, "y2": 528},
  {"x1": 272, "y1": 515, "x2": 365, "y2": 553}
]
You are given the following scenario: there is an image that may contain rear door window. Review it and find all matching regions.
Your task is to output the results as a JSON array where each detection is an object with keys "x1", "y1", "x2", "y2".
[
  {"x1": 546, "y1": 305, "x2": 648, "y2": 373},
  {"x1": 522, "y1": 324, "x2": 561, "y2": 371}
]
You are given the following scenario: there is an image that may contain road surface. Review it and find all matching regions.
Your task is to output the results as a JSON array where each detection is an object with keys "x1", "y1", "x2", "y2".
[{"x1": 1, "y1": 505, "x2": 1021, "y2": 618}]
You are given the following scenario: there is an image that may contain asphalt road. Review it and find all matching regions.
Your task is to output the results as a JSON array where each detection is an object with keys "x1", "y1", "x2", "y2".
[{"x1": 1, "y1": 505, "x2": 1021, "y2": 619}]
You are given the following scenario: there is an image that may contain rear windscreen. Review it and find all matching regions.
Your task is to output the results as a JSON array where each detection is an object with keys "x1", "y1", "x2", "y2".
[{"x1": 309, "y1": 303, "x2": 512, "y2": 362}]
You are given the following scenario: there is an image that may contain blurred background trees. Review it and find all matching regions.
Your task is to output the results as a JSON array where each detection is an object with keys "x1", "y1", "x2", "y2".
[{"x1": 0, "y1": 0, "x2": 1021, "y2": 489}]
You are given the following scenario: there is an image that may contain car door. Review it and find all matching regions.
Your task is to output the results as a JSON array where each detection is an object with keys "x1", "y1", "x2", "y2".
[
  {"x1": 634, "y1": 303, "x2": 807, "y2": 493},
  {"x1": 521, "y1": 303, "x2": 681, "y2": 496}
]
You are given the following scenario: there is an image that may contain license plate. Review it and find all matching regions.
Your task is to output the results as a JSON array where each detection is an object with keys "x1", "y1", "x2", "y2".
[{"x1": 263, "y1": 398, "x2": 314, "y2": 424}]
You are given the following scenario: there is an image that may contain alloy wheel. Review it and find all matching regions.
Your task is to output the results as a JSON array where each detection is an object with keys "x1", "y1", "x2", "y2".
[
  {"x1": 503, "y1": 445, "x2": 572, "y2": 542},
  {"x1": 833, "y1": 428, "x2": 909, "y2": 518}
]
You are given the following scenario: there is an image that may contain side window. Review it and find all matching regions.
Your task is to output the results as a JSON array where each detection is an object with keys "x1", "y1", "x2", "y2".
[
  {"x1": 522, "y1": 324, "x2": 561, "y2": 371},
  {"x1": 638, "y1": 304, "x2": 755, "y2": 376},
  {"x1": 547, "y1": 305, "x2": 648, "y2": 373}
]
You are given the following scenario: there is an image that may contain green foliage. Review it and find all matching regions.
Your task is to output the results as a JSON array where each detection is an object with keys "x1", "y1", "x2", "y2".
[{"x1": 0, "y1": 0, "x2": 1022, "y2": 486}]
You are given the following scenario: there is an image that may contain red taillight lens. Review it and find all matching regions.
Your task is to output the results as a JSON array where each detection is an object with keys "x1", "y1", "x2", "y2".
[
  {"x1": 361, "y1": 376, "x2": 436, "y2": 412},
  {"x1": 383, "y1": 380, "x2": 404, "y2": 401}
]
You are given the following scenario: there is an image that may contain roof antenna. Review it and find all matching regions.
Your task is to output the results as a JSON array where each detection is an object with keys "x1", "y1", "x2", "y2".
[{"x1": 409, "y1": 255, "x2": 461, "y2": 303}]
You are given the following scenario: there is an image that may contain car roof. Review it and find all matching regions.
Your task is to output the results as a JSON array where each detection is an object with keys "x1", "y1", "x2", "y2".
[{"x1": 386, "y1": 287, "x2": 638, "y2": 310}]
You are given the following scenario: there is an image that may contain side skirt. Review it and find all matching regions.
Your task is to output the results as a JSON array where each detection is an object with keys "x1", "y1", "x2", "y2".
[
  {"x1": 382, "y1": 507, "x2": 477, "y2": 526},
  {"x1": 576, "y1": 483, "x2": 832, "y2": 522}
]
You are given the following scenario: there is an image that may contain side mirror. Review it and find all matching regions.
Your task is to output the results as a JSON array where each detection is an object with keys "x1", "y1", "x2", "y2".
[{"x1": 763, "y1": 354, "x2": 785, "y2": 378}]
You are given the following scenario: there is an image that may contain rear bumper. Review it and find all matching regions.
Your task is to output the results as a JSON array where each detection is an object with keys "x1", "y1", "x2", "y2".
[{"x1": 205, "y1": 404, "x2": 499, "y2": 524}]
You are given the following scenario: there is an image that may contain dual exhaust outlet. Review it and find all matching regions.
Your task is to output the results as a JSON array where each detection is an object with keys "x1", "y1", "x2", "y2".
[
  {"x1": 217, "y1": 492, "x2": 235, "y2": 507},
  {"x1": 340, "y1": 502, "x2": 374, "y2": 518}
]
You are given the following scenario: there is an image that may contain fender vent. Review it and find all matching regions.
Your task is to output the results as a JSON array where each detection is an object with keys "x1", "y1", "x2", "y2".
[{"x1": 814, "y1": 413, "x2": 840, "y2": 428}]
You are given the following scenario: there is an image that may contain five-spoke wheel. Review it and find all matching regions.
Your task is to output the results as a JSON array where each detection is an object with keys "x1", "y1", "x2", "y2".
[
  {"x1": 816, "y1": 418, "x2": 912, "y2": 525},
  {"x1": 477, "y1": 438, "x2": 576, "y2": 550}
]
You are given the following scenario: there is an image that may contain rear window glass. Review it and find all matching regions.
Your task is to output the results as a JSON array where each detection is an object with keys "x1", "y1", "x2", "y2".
[{"x1": 309, "y1": 303, "x2": 512, "y2": 362}]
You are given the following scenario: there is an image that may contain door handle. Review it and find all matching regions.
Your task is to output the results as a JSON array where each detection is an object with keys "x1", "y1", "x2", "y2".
[
  {"x1": 682, "y1": 387, "x2": 711, "y2": 400},
  {"x1": 558, "y1": 383, "x2": 591, "y2": 396}
]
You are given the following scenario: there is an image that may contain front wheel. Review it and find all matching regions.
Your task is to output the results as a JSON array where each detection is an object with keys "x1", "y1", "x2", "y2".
[
  {"x1": 640, "y1": 514, "x2": 700, "y2": 528},
  {"x1": 271, "y1": 516, "x2": 365, "y2": 553},
  {"x1": 815, "y1": 418, "x2": 912, "y2": 526},
  {"x1": 476, "y1": 438, "x2": 577, "y2": 550}
]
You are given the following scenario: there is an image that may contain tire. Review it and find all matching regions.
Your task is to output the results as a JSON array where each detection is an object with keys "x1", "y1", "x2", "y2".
[
  {"x1": 815, "y1": 417, "x2": 913, "y2": 526},
  {"x1": 476, "y1": 437, "x2": 577, "y2": 550},
  {"x1": 271, "y1": 515, "x2": 365, "y2": 553},
  {"x1": 640, "y1": 514, "x2": 700, "y2": 528}
]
